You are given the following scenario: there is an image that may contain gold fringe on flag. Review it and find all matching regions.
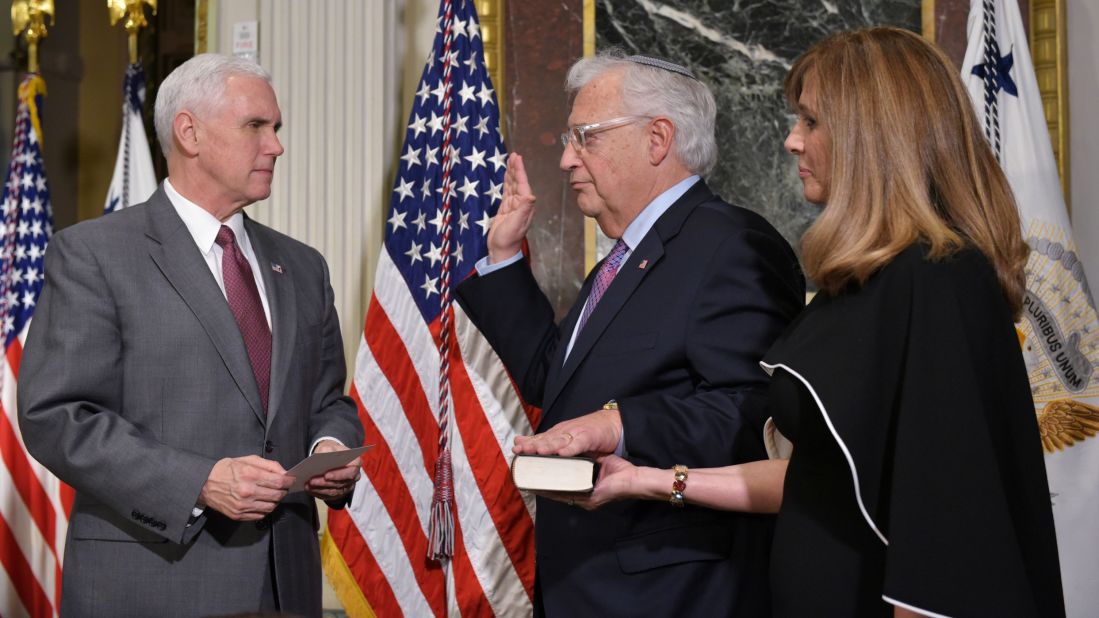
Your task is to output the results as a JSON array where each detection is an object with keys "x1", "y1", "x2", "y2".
[
  {"x1": 321, "y1": 529, "x2": 378, "y2": 618},
  {"x1": 18, "y1": 75, "x2": 47, "y2": 149}
]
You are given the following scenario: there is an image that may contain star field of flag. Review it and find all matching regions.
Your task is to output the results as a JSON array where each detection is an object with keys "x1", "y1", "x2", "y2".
[
  {"x1": 384, "y1": 0, "x2": 506, "y2": 323},
  {"x1": 0, "y1": 77, "x2": 53, "y2": 348}
]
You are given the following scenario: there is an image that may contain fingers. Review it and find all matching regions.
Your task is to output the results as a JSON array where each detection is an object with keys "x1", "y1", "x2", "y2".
[
  {"x1": 201, "y1": 457, "x2": 291, "y2": 521},
  {"x1": 502, "y1": 153, "x2": 535, "y2": 210},
  {"x1": 512, "y1": 430, "x2": 578, "y2": 455},
  {"x1": 305, "y1": 461, "x2": 361, "y2": 500},
  {"x1": 489, "y1": 152, "x2": 538, "y2": 262},
  {"x1": 508, "y1": 153, "x2": 532, "y2": 198},
  {"x1": 555, "y1": 432, "x2": 586, "y2": 458},
  {"x1": 238, "y1": 454, "x2": 288, "y2": 476},
  {"x1": 512, "y1": 409, "x2": 621, "y2": 457},
  {"x1": 531, "y1": 490, "x2": 591, "y2": 509}
]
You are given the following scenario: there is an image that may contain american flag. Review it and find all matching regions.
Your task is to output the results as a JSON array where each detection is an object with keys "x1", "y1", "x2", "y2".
[
  {"x1": 104, "y1": 63, "x2": 157, "y2": 214},
  {"x1": 0, "y1": 74, "x2": 68, "y2": 618},
  {"x1": 323, "y1": 0, "x2": 537, "y2": 615}
]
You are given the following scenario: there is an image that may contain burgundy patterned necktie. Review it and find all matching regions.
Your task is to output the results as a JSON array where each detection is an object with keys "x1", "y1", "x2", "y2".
[
  {"x1": 576, "y1": 238, "x2": 629, "y2": 333},
  {"x1": 215, "y1": 225, "x2": 272, "y2": 412}
]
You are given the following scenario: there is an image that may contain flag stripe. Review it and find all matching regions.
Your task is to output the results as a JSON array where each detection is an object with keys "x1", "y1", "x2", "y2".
[
  {"x1": 352, "y1": 374, "x2": 447, "y2": 615},
  {"x1": 0, "y1": 441, "x2": 59, "y2": 617},
  {"x1": 364, "y1": 287, "x2": 439, "y2": 468},
  {"x1": 446, "y1": 343, "x2": 535, "y2": 602},
  {"x1": 0, "y1": 407, "x2": 59, "y2": 561},
  {"x1": 1, "y1": 74, "x2": 59, "y2": 618},
  {"x1": 3, "y1": 335, "x2": 70, "y2": 543},
  {"x1": 340, "y1": 456, "x2": 438, "y2": 617},
  {"x1": 372, "y1": 248, "x2": 441, "y2": 413},
  {"x1": 0, "y1": 561, "x2": 31, "y2": 618},
  {"x1": 351, "y1": 261, "x2": 525, "y2": 616},
  {"x1": 453, "y1": 307, "x2": 538, "y2": 514},
  {"x1": 0, "y1": 515, "x2": 49, "y2": 618},
  {"x1": 446, "y1": 499, "x2": 494, "y2": 617},
  {"x1": 328, "y1": 1, "x2": 534, "y2": 613},
  {"x1": 57, "y1": 486, "x2": 73, "y2": 528},
  {"x1": 320, "y1": 526, "x2": 382, "y2": 618}
]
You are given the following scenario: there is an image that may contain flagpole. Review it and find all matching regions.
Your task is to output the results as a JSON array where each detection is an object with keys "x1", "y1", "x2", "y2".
[
  {"x1": 10, "y1": 0, "x2": 54, "y2": 74},
  {"x1": 107, "y1": 0, "x2": 157, "y2": 65}
]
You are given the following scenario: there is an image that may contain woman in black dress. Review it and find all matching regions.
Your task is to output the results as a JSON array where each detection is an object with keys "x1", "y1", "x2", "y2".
[{"x1": 581, "y1": 27, "x2": 1065, "y2": 617}]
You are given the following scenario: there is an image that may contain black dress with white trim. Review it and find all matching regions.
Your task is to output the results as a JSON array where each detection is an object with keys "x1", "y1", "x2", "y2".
[{"x1": 762, "y1": 245, "x2": 1065, "y2": 618}]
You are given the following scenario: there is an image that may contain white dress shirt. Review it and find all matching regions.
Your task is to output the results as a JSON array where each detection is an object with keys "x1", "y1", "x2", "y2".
[{"x1": 163, "y1": 179, "x2": 272, "y2": 327}]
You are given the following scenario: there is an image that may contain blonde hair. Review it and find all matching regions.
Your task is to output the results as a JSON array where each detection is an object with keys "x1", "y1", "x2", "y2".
[{"x1": 785, "y1": 27, "x2": 1028, "y2": 316}]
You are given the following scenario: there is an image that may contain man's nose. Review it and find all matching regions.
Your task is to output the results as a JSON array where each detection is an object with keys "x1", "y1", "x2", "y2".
[
  {"x1": 268, "y1": 131, "x2": 284, "y2": 156},
  {"x1": 559, "y1": 144, "x2": 580, "y2": 171}
]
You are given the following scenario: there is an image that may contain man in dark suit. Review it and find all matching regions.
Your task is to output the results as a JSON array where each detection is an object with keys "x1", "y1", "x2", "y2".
[
  {"x1": 18, "y1": 54, "x2": 363, "y2": 616},
  {"x1": 455, "y1": 53, "x2": 804, "y2": 616}
]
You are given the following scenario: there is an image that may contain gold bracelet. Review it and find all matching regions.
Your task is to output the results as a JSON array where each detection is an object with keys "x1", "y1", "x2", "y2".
[{"x1": 669, "y1": 464, "x2": 688, "y2": 507}]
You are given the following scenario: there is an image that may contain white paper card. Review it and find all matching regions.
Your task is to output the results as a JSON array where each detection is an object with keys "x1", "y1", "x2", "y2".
[{"x1": 286, "y1": 445, "x2": 371, "y2": 491}]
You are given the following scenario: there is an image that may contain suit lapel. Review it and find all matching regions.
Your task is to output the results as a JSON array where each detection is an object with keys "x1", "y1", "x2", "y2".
[
  {"x1": 542, "y1": 240, "x2": 665, "y2": 411},
  {"x1": 245, "y1": 217, "x2": 297, "y2": 427},
  {"x1": 143, "y1": 189, "x2": 267, "y2": 423},
  {"x1": 542, "y1": 180, "x2": 715, "y2": 412}
]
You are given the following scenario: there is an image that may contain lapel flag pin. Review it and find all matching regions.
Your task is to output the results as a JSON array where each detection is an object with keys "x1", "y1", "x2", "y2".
[
  {"x1": 638, "y1": 259, "x2": 648, "y2": 269},
  {"x1": 271, "y1": 262, "x2": 283, "y2": 274}
]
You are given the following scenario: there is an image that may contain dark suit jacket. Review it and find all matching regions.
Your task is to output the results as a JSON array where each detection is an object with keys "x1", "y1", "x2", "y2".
[
  {"x1": 456, "y1": 180, "x2": 804, "y2": 616},
  {"x1": 18, "y1": 187, "x2": 363, "y2": 617}
]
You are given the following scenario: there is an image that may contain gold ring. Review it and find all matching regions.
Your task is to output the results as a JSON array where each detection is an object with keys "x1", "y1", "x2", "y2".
[{"x1": 562, "y1": 432, "x2": 574, "y2": 443}]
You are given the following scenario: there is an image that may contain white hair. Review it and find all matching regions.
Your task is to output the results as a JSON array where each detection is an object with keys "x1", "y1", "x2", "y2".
[
  {"x1": 565, "y1": 50, "x2": 717, "y2": 176},
  {"x1": 153, "y1": 54, "x2": 272, "y2": 156}
]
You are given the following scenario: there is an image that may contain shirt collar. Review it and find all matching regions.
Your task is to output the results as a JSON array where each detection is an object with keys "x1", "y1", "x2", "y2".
[
  {"x1": 619, "y1": 175, "x2": 699, "y2": 250},
  {"x1": 163, "y1": 178, "x2": 247, "y2": 255}
]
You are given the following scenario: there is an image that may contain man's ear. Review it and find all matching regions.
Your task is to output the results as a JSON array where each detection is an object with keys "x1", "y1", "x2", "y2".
[
  {"x1": 174, "y1": 111, "x2": 200, "y2": 157},
  {"x1": 648, "y1": 117, "x2": 675, "y2": 166}
]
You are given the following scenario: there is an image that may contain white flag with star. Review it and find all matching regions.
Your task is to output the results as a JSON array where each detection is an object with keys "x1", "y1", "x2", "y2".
[
  {"x1": 963, "y1": 1, "x2": 1099, "y2": 614},
  {"x1": 104, "y1": 64, "x2": 156, "y2": 214}
]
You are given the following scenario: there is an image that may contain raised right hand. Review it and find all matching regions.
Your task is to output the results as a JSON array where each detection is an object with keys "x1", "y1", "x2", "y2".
[
  {"x1": 199, "y1": 455, "x2": 291, "y2": 521},
  {"x1": 487, "y1": 153, "x2": 537, "y2": 263}
]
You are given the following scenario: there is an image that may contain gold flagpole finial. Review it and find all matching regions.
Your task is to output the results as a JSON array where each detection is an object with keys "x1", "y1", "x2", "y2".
[
  {"x1": 107, "y1": 0, "x2": 156, "y2": 65},
  {"x1": 11, "y1": 0, "x2": 54, "y2": 74}
]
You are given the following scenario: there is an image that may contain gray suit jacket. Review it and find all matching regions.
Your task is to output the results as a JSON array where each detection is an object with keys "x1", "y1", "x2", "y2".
[{"x1": 18, "y1": 187, "x2": 363, "y2": 617}]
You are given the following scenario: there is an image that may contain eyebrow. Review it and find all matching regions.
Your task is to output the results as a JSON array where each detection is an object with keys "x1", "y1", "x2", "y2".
[
  {"x1": 244, "y1": 116, "x2": 282, "y2": 131},
  {"x1": 794, "y1": 100, "x2": 817, "y2": 116}
]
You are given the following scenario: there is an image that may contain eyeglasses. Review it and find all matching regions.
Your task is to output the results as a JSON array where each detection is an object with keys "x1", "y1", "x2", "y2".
[{"x1": 559, "y1": 115, "x2": 651, "y2": 151}]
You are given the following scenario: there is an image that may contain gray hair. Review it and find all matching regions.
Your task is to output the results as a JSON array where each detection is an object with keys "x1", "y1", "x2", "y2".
[
  {"x1": 565, "y1": 50, "x2": 717, "y2": 176},
  {"x1": 153, "y1": 53, "x2": 272, "y2": 156}
]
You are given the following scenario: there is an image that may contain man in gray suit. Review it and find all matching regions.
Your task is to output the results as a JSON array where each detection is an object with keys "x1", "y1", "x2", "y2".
[{"x1": 18, "y1": 54, "x2": 363, "y2": 616}]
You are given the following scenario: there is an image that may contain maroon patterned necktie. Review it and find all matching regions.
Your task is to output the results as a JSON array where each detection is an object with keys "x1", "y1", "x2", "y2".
[
  {"x1": 215, "y1": 225, "x2": 272, "y2": 412},
  {"x1": 576, "y1": 239, "x2": 629, "y2": 334}
]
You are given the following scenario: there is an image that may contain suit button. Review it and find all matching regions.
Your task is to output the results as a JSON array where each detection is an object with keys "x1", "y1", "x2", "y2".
[
  {"x1": 264, "y1": 440, "x2": 274, "y2": 453},
  {"x1": 255, "y1": 517, "x2": 270, "y2": 531}
]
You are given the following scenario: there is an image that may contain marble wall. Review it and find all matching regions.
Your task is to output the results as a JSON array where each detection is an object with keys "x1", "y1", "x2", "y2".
[
  {"x1": 505, "y1": 0, "x2": 587, "y2": 320},
  {"x1": 596, "y1": 0, "x2": 922, "y2": 257}
]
